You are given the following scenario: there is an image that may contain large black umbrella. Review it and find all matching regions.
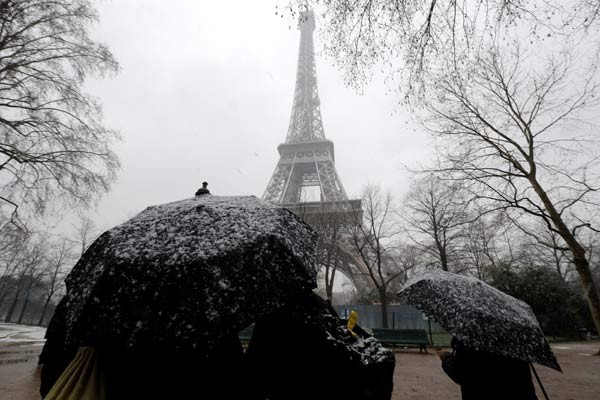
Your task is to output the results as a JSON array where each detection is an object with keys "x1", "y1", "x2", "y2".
[
  {"x1": 397, "y1": 270, "x2": 561, "y2": 371},
  {"x1": 56, "y1": 195, "x2": 318, "y2": 352}
]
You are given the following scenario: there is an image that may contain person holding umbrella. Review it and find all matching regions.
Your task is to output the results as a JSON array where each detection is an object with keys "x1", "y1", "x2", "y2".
[
  {"x1": 40, "y1": 195, "x2": 319, "y2": 398},
  {"x1": 40, "y1": 194, "x2": 396, "y2": 399},
  {"x1": 437, "y1": 336, "x2": 538, "y2": 399},
  {"x1": 398, "y1": 270, "x2": 560, "y2": 400}
]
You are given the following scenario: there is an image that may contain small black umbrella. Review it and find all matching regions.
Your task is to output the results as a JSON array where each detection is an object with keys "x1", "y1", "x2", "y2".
[
  {"x1": 56, "y1": 195, "x2": 318, "y2": 352},
  {"x1": 397, "y1": 270, "x2": 561, "y2": 371}
]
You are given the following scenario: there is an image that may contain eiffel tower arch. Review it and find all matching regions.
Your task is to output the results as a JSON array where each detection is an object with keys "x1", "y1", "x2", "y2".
[{"x1": 262, "y1": 10, "x2": 371, "y2": 294}]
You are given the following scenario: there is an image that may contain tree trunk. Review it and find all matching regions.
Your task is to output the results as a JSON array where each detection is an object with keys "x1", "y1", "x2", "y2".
[
  {"x1": 326, "y1": 253, "x2": 342, "y2": 304},
  {"x1": 438, "y1": 242, "x2": 449, "y2": 271},
  {"x1": 17, "y1": 283, "x2": 33, "y2": 324},
  {"x1": 0, "y1": 287, "x2": 10, "y2": 310},
  {"x1": 325, "y1": 262, "x2": 335, "y2": 304},
  {"x1": 4, "y1": 286, "x2": 22, "y2": 322},
  {"x1": 433, "y1": 223, "x2": 449, "y2": 271},
  {"x1": 0, "y1": 283, "x2": 7, "y2": 304},
  {"x1": 530, "y1": 179, "x2": 600, "y2": 339},
  {"x1": 380, "y1": 288, "x2": 389, "y2": 328},
  {"x1": 571, "y1": 248, "x2": 600, "y2": 336},
  {"x1": 325, "y1": 274, "x2": 334, "y2": 303},
  {"x1": 38, "y1": 294, "x2": 53, "y2": 326}
]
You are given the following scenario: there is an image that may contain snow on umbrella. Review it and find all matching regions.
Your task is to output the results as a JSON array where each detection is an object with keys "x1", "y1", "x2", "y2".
[
  {"x1": 58, "y1": 195, "x2": 318, "y2": 352},
  {"x1": 397, "y1": 270, "x2": 561, "y2": 371}
]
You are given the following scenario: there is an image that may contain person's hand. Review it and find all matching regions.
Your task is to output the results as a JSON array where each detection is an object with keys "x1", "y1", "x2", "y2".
[{"x1": 436, "y1": 349, "x2": 451, "y2": 361}]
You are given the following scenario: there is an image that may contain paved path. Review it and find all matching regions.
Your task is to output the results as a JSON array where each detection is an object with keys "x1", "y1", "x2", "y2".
[
  {"x1": 0, "y1": 341, "x2": 43, "y2": 400},
  {"x1": 391, "y1": 342, "x2": 600, "y2": 400},
  {"x1": 1, "y1": 340, "x2": 599, "y2": 399}
]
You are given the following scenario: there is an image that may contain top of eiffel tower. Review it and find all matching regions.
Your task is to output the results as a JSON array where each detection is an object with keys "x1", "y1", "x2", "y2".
[{"x1": 285, "y1": 10, "x2": 326, "y2": 144}]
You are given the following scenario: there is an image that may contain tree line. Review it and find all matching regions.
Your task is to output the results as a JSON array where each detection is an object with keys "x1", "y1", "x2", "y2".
[
  {"x1": 0, "y1": 1, "x2": 119, "y2": 325},
  {"x1": 0, "y1": 217, "x2": 98, "y2": 326},
  {"x1": 311, "y1": 179, "x2": 599, "y2": 337}
]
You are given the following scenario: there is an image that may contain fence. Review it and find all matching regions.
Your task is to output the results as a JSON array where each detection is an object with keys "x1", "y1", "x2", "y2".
[{"x1": 334, "y1": 304, "x2": 446, "y2": 333}]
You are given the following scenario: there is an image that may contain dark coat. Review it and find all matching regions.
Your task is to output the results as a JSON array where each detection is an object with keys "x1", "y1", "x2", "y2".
[
  {"x1": 42, "y1": 333, "x2": 245, "y2": 399},
  {"x1": 39, "y1": 297, "x2": 75, "y2": 398},
  {"x1": 40, "y1": 300, "x2": 246, "y2": 399},
  {"x1": 244, "y1": 293, "x2": 395, "y2": 400},
  {"x1": 441, "y1": 338, "x2": 538, "y2": 400},
  {"x1": 99, "y1": 332, "x2": 245, "y2": 399}
]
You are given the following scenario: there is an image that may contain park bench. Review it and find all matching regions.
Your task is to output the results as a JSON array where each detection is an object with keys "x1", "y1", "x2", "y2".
[{"x1": 370, "y1": 328, "x2": 430, "y2": 353}]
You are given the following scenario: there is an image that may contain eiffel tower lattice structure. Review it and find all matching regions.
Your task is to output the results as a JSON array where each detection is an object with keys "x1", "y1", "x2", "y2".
[
  {"x1": 262, "y1": 10, "x2": 371, "y2": 291},
  {"x1": 262, "y1": 10, "x2": 359, "y2": 218}
]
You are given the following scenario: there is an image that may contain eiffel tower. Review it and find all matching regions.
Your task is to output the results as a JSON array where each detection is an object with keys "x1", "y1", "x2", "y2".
[{"x1": 262, "y1": 10, "x2": 361, "y2": 222}]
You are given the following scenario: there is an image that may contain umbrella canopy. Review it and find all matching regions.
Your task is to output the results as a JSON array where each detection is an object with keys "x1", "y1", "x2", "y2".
[
  {"x1": 398, "y1": 270, "x2": 561, "y2": 371},
  {"x1": 58, "y1": 195, "x2": 318, "y2": 352}
]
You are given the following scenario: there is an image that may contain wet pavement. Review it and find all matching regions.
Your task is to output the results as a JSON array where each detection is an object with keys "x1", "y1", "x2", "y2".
[
  {"x1": 0, "y1": 341, "x2": 43, "y2": 400},
  {"x1": 391, "y1": 342, "x2": 600, "y2": 400}
]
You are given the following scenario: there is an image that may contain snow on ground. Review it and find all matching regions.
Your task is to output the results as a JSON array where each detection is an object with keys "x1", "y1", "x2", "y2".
[{"x1": 0, "y1": 323, "x2": 46, "y2": 344}]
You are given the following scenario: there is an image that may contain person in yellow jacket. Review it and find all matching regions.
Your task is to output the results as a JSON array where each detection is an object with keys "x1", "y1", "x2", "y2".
[{"x1": 347, "y1": 310, "x2": 359, "y2": 336}]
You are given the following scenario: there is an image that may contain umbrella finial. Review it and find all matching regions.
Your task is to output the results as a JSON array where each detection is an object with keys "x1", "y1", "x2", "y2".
[{"x1": 195, "y1": 181, "x2": 211, "y2": 196}]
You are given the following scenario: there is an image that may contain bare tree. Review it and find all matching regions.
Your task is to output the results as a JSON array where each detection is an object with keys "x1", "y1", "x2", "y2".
[
  {"x1": 4, "y1": 235, "x2": 47, "y2": 322},
  {"x1": 403, "y1": 175, "x2": 467, "y2": 272},
  {"x1": 0, "y1": 229, "x2": 73, "y2": 325},
  {"x1": 459, "y1": 207, "x2": 517, "y2": 279},
  {"x1": 37, "y1": 238, "x2": 71, "y2": 325},
  {"x1": 419, "y1": 41, "x2": 600, "y2": 340},
  {"x1": 317, "y1": 217, "x2": 345, "y2": 303},
  {"x1": 385, "y1": 243, "x2": 423, "y2": 294},
  {"x1": 0, "y1": 0, "x2": 120, "y2": 228},
  {"x1": 297, "y1": 203, "x2": 348, "y2": 303},
  {"x1": 346, "y1": 184, "x2": 407, "y2": 328},
  {"x1": 284, "y1": 1, "x2": 562, "y2": 96},
  {"x1": 0, "y1": 225, "x2": 29, "y2": 305},
  {"x1": 520, "y1": 221, "x2": 574, "y2": 281},
  {"x1": 71, "y1": 215, "x2": 100, "y2": 256}
]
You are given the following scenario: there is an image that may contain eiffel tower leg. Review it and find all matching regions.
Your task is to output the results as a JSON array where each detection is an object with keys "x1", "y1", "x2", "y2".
[
  {"x1": 263, "y1": 163, "x2": 292, "y2": 203},
  {"x1": 282, "y1": 166, "x2": 303, "y2": 203},
  {"x1": 315, "y1": 156, "x2": 348, "y2": 201}
]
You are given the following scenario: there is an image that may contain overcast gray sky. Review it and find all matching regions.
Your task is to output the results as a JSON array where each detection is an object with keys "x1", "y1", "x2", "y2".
[{"x1": 83, "y1": 0, "x2": 433, "y2": 230}]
